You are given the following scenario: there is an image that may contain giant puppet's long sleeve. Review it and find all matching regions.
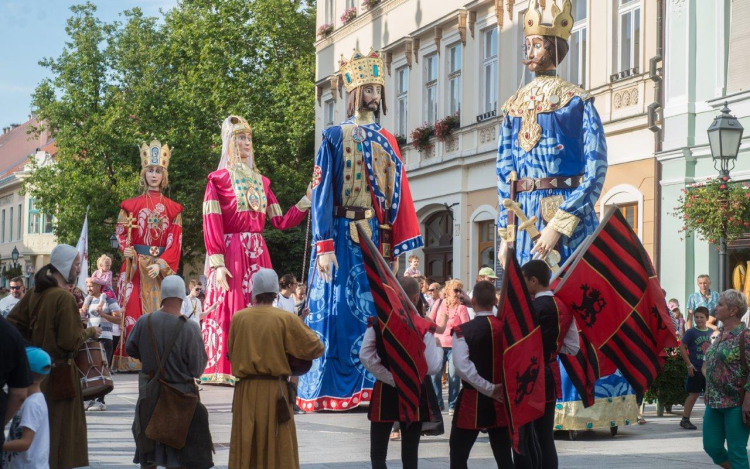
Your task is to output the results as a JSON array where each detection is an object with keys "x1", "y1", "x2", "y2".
[
  {"x1": 311, "y1": 134, "x2": 336, "y2": 255},
  {"x1": 203, "y1": 176, "x2": 226, "y2": 268},
  {"x1": 383, "y1": 131, "x2": 423, "y2": 258},
  {"x1": 155, "y1": 212, "x2": 182, "y2": 276},
  {"x1": 548, "y1": 100, "x2": 608, "y2": 237},
  {"x1": 496, "y1": 116, "x2": 514, "y2": 241},
  {"x1": 265, "y1": 179, "x2": 310, "y2": 231}
]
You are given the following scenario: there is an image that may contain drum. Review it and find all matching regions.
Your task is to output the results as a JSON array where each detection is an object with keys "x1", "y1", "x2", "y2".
[{"x1": 75, "y1": 340, "x2": 114, "y2": 400}]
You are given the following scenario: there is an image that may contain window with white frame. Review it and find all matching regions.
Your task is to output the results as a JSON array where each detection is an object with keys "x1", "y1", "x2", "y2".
[
  {"x1": 483, "y1": 27, "x2": 498, "y2": 114},
  {"x1": 28, "y1": 199, "x2": 40, "y2": 235},
  {"x1": 345, "y1": 0, "x2": 356, "y2": 9},
  {"x1": 447, "y1": 43, "x2": 462, "y2": 116},
  {"x1": 9, "y1": 207, "x2": 13, "y2": 242},
  {"x1": 425, "y1": 54, "x2": 439, "y2": 125},
  {"x1": 396, "y1": 66, "x2": 409, "y2": 136},
  {"x1": 324, "y1": 99, "x2": 335, "y2": 127},
  {"x1": 516, "y1": 14, "x2": 533, "y2": 86},
  {"x1": 325, "y1": 0, "x2": 335, "y2": 25},
  {"x1": 16, "y1": 204, "x2": 21, "y2": 240},
  {"x1": 616, "y1": 0, "x2": 641, "y2": 74},
  {"x1": 561, "y1": 2, "x2": 588, "y2": 88}
]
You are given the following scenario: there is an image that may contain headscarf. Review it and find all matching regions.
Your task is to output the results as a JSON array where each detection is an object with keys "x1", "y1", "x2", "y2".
[
  {"x1": 50, "y1": 244, "x2": 78, "y2": 279},
  {"x1": 217, "y1": 115, "x2": 255, "y2": 172}
]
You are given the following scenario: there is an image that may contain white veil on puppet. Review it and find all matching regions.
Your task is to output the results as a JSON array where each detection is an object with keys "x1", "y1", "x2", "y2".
[{"x1": 203, "y1": 115, "x2": 256, "y2": 282}]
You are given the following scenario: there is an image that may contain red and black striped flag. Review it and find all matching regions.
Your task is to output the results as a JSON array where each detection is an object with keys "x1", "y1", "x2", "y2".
[
  {"x1": 357, "y1": 223, "x2": 431, "y2": 424},
  {"x1": 554, "y1": 207, "x2": 678, "y2": 401},
  {"x1": 499, "y1": 251, "x2": 546, "y2": 452},
  {"x1": 557, "y1": 332, "x2": 600, "y2": 407}
]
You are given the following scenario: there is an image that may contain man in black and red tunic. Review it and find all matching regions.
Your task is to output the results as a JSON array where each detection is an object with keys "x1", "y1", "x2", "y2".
[
  {"x1": 359, "y1": 276, "x2": 444, "y2": 469},
  {"x1": 450, "y1": 281, "x2": 512, "y2": 469},
  {"x1": 515, "y1": 260, "x2": 579, "y2": 469}
]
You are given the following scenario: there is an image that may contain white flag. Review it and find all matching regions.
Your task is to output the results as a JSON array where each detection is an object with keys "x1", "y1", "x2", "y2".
[{"x1": 75, "y1": 208, "x2": 89, "y2": 292}]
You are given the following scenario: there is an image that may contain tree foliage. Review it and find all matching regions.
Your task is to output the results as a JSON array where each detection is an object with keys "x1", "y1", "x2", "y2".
[{"x1": 27, "y1": 0, "x2": 316, "y2": 278}]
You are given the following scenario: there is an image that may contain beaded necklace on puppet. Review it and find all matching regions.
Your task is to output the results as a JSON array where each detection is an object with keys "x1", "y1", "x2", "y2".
[{"x1": 227, "y1": 119, "x2": 267, "y2": 214}]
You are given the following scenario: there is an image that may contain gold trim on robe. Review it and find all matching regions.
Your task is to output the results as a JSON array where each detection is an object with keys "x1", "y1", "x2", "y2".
[{"x1": 548, "y1": 209, "x2": 581, "y2": 237}]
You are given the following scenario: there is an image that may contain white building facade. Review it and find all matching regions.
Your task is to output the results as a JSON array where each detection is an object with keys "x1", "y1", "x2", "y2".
[{"x1": 315, "y1": 0, "x2": 662, "y2": 285}]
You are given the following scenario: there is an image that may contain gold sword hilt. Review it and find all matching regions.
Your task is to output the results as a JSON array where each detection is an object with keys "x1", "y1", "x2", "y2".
[{"x1": 502, "y1": 199, "x2": 561, "y2": 272}]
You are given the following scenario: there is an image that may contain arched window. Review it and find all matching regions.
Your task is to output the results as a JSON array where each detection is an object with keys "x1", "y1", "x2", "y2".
[{"x1": 423, "y1": 212, "x2": 453, "y2": 283}]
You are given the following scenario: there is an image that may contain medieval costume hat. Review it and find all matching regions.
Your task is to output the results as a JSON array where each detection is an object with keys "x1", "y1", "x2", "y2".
[
  {"x1": 251, "y1": 268, "x2": 279, "y2": 301},
  {"x1": 523, "y1": 0, "x2": 575, "y2": 41},
  {"x1": 50, "y1": 244, "x2": 79, "y2": 278},
  {"x1": 140, "y1": 140, "x2": 172, "y2": 170},
  {"x1": 160, "y1": 275, "x2": 186, "y2": 306},
  {"x1": 339, "y1": 48, "x2": 385, "y2": 93}
]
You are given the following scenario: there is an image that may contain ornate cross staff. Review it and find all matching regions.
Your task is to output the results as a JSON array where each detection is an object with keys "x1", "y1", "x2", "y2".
[
  {"x1": 503, "y1": 198, "x2": 561, "y2": 272},
  {"x1": 125, "y1": 211, "x2": 138, "y2": 282}
]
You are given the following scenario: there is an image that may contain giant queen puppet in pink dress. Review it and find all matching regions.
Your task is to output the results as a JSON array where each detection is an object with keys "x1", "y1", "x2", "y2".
[
  {"x1": 115, "y1": 140, "x2": 183, "y2": 370},
  {"x1": 201, "y1": 116, "x2": 312, "y2": 385}
]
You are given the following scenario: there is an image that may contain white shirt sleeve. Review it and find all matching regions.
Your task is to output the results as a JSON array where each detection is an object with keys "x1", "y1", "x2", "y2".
[
  {"x1": 359, "y1": 327, "x2": 395, "y2": 387},
  {"x1": 423, "y1": 332, "x2": 444, "y2": 376},
  {"x1": 452, "y1": 333, "x2": 497, "y2": 398},
  {"x1": 560, "y1": 318, "x2": 580, "y2": 355}
]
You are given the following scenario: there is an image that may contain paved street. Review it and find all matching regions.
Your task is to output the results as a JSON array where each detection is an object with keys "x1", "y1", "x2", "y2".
[{"x1": 80, "y1": 374, "x2": 715, "y2": 468}]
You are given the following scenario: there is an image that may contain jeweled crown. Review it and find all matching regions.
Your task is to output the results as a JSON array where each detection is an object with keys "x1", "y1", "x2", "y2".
[
  {"x1": 523, "y1": 0, "x2": 575, "y2": 41},
  {"x1": 140, "y1": 140, "x2": 171, "y2": 170},
  {"x1": 339, "y1": 48, "x2": 385, "y2": 93},
  {"x1": 229, "y1": 116, "x2": 252, "y2": 136}
]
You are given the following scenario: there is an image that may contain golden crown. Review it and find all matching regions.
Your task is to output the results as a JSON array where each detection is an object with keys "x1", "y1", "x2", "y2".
[
  {"x1": 229, "y1": 116, "x2": 252, "y2": 136},
  {"x1": 339, "y1": 48, "x2": 385, "y2": 93},
  {"x1": 523, "y1": 0, "x2": 575, "y2": 41},
  {"x1": 140, "y1": 140, "x2": 171, "y2": 170}
]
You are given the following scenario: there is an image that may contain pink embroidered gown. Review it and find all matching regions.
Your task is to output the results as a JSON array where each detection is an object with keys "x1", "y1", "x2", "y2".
[{"x1": 201, "y1": 164, "x2": 310, "y2": 384}]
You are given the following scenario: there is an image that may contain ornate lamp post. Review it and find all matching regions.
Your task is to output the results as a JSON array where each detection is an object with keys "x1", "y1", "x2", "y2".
[
  {"x1": 11, "y1": 246, "x2": 19, "y2": 268},
  {"x1": 707, "y1": 103, "x2": 745, "y2": 292}
]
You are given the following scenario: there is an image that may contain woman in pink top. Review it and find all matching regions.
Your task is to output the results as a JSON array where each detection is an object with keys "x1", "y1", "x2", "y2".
[{"x1": 428, "y1": 279, "x2": 471, "y2": 413}]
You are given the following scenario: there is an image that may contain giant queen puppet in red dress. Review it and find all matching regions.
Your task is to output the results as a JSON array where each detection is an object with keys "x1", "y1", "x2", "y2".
[
  {"x1": 115, "y1": 140, "x2": 183, "y2": 370},
  {"x1": 201, "y1": 116, "x2": 312, "y2": 385}
]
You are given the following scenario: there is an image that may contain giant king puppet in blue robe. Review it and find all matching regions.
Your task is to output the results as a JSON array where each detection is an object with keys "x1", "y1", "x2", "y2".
[
  {"x1": 298, "y1": 49, "x2": 423, "y2": 411},
  {"x1": 496, "y1": 0, "x2": 639, "y2": 432}
]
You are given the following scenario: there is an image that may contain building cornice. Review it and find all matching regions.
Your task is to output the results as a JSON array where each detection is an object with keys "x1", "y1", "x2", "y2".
[{"x1": 315, "y1": 0, "x2": 412, "y2": 52}]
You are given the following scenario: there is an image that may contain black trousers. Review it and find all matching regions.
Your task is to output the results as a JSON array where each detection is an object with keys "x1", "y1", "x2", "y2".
[
  {"x1": 513, "y1": 401, "x2": 557, "y2": 469},
  {"x1": 96, "y1": 338, "x2": 114, "y2": 404},
  {"x1": 449, "y1": 426, "x2": 514, "y2": 469},
  {"x1": 371, "y1": 421, "x2": 422, "y2": 469}
]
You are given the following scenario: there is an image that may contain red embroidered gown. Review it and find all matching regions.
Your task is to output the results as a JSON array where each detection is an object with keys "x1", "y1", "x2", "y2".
[{"x1": 114, "y1": 191, "x2": 183, "y2": 369}]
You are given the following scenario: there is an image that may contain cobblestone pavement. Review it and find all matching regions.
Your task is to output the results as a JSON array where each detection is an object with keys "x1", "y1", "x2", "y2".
[{"x1": 82, "y1": 374, "x2": 713, "y2": 468}]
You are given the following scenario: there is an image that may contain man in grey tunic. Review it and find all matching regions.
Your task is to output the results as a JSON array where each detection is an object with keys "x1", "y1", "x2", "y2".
[{"x1": 127, "y1": 275, "x2": 212, "y2": 468}]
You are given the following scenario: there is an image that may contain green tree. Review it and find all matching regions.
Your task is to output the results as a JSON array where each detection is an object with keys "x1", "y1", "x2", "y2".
[{"x1": 27, "y1": 1, "x2": 316, "y2": 278}]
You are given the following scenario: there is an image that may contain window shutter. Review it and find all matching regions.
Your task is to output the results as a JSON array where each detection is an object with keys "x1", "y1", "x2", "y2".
[{"x1": 727, "y1": 0, "x2": 750, "y2": 93}]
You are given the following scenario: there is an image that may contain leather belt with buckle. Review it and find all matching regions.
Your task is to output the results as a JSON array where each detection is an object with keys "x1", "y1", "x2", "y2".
[
  {"x1": 134, "y1": 245, "x2": 166, "y2": 257},
  {"x1": 513, "y1": 175, "x2": 583, "y2": 193},
  {"x1": 333, "y1": 206, "x2": 375, "y2": 220}
]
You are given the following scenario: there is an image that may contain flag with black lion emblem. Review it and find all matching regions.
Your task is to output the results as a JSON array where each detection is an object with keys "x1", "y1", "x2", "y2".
[{"x1": 553, "y1": 207, "x2": 678, "y2": 402}]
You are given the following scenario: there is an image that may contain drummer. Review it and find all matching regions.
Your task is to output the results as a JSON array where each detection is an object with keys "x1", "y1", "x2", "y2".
[{"x1": 83, "y1": 277, "x2": 121, "y2": 412}]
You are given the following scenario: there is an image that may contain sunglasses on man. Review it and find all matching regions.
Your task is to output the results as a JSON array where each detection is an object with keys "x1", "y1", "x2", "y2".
[{"x1": 10, "y1": 286, "x2": 21, "y2": 290}]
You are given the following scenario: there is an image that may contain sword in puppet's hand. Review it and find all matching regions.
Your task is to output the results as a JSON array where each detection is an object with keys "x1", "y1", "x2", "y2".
[{"x1": 502, "y1": 199, "x2": 561, "y2": 273}]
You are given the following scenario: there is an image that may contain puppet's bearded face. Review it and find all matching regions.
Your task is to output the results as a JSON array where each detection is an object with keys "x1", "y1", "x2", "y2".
[
  {"x1": 523, "y1": 35, "x2": 556, "y2": 72},
  {"x1": 360, "y1": 84, "x2": 382, "y2": 113}
]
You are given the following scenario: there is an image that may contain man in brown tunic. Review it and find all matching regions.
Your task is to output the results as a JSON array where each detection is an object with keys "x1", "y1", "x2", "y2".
[
  {"x1": 228, "y1": 268, "x2": 324, "y2": 469},
  {"x1": 8, "y1": 244, "x2": 101, "y2": 469}
]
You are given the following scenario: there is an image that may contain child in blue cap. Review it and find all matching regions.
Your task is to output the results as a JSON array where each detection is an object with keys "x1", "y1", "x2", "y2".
[{"x1": 2, "y1": 347, "x2": 51, "y2": 469}]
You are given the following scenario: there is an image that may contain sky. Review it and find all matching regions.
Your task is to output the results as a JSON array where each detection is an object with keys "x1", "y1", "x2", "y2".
[{"x1": 0, "y1": 0, "x2": 177, "y2": 128}]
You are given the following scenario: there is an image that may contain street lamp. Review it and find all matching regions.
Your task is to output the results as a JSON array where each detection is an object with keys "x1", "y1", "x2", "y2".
[
  {"x1": 11, "y1": 246, "x2": 19, "y2": 268},
  {"x1": 109, "y1": 234, "x2": 119, "y2": 251},
  {"x1": 707, "y1": 103, "x2": 745, "y2": 292}
]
